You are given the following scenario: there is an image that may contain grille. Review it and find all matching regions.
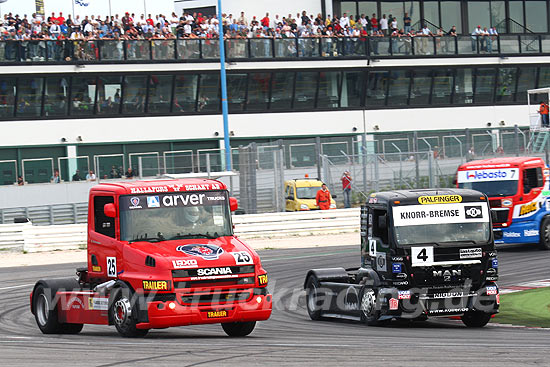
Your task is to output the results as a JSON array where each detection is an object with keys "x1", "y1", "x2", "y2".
[
  {"x1": 172, "y1": 265, "x2": 254, "y2": 278},
  {"x1": 488, "y1": 199, "x2": 502, "y2": 208},
  {"x1": 411, "y1": 264, "x2": 482, "y2": 289},
  {"x1": 180, "y1": 290, "x2": 252, "y2": 304},
  {"x1": 175, "y1": 276, "x2": 255, "y2": 289},
  {"x1": 492, "y1": 208, "x2": 509, "y2": 224}
]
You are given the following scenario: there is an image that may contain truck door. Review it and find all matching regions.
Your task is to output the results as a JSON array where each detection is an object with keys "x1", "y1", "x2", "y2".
[
  {"x1": 89, "y1": 195, "x2": 121, "y2": 280},
  {"x1": 285, "y1": 183, "x2": 295, "y2": 211},
  {"x1": 363, "y1": 206, "x2": 390, "y2": 275},
  {"x1": 521, "y1": 167, "x2": 544, "y2": 207}
]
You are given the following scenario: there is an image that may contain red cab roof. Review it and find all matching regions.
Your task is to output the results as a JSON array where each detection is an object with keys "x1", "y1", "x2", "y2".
[
  {"x1": 91, "y1": 179, "x2": 227, "y2": 195},
  {"x1": 459, "y1": 157, "x2": 545, "y2": 170}
]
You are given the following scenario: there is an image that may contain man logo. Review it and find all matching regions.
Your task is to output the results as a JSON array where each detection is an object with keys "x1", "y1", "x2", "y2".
[
  {"x1": 147, "y1": 196, "x2": 160, "y2": 208},
  {"x1": 464, "y1": 206, "x2": 482, "y2": 219},
  {"x1": 130, "y1": 197, "x2": 140, "y2": 206}
]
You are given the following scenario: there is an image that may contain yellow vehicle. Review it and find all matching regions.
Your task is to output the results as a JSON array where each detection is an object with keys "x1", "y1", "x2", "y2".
[{"x1": 284, "y1": 178, "x2": 337, "y2": 211}]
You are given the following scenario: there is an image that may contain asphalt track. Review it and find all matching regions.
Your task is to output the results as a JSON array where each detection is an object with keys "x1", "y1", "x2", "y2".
[{"x1": 0, "y1": 243, "x2": 549, "y2": 366}]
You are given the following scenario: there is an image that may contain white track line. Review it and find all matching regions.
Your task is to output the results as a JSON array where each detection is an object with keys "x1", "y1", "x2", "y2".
[{"x1": 0, "y1": 283, "x2": 34, "y2": 291}]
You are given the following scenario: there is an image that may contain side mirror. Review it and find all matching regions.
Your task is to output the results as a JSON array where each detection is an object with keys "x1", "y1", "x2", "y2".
[
  {"x1": 229, "y1": 197, "x2": 238, "y2": 212},
  {"x1": 104, "y1": 203, "x2": 116, "y2": 218},
  {"x1": 452, "y1": 178, "x2": 457, "y2": 185},
  {"x1": 378, "y1": 214, "x2": 387, "y2": 229}
]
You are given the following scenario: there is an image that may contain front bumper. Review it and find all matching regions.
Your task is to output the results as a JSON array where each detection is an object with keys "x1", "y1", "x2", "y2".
[
  {"x1": 136, "y1": 293, "x2": 272, "y2": 329},
  {"x1": 493, "y1": 221, "x2": 540, "y2": 244}
]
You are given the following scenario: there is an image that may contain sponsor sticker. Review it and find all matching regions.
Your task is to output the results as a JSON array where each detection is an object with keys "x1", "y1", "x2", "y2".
[
  {"x1": 106, "y1": 257, "x2": 117, "y2": 277},
  {"x1": 524, "y1": 229, "x2": 539, "y2": 237},
  {"x1": 431, "y1": 291, "x2": 464, "y2": 299},
  {"x1": 392, "y1": 263, "x2": 402, "y2": 273},
  {"x1": 519, "y1": 202, "x2": 538, "y2": 216},
  {"x1": 376, "y1": 254, "x2": 387, "y2": 272},
  {"x1": 486, "y1": 286, "x2": 498, "y2": 296},
  {"x1": 398, "y1": 290, "x2": 411, "y2": 300},
  {"x1": 258, "y1": 274, "x2": 268, "y2": 286},
  {"x1": 207, "y1": 310, "x2": 228, "y2": 318},
  {"x1": 142, "y1": 280, "x2": 171, "y2": 291},
  {"x1": 147, "y1": 196, "x2": 160, "y2": 208},
  {"x1": 389, "y1": 298, "x2": 399, "y2": 310},
  {"x1": 501, "y1": 199, "x2": 513, "y2": 207},
  {"x1": 464, "y1": 206, "x2": 483, "y2": 219},
  {"x1": 459, "y1": 247, "x2": 482, "y2": 259},
  {"x1": 503, "y1": 231, "x2": 521, "y2": 238},
  {"x1": 418, "y1": 195, "x2": 462, "y2": 205},
  {"x1": 197, "y1": 267, "x2": 232, "y2": 276},
  {"x1": 92, "y1": 265, "x2": 101, "y2": 272},
  {"x1": 457, "y1": 168, "x2": 518, "y2": 183},
  {"x1": 393, "y1": 203, "x2": 488, "y2": 226},
  {"x1": 176, "y1": 244, "x2": 224, "y2": 260},
  {"x1": 120, "y1": 191, "x2": 228, "y2": 211},
  {"x1": 231, "y1": 251, "x2": 253, "y2": 265},
  {"x1": 172, "y1": 259, "x2": 198, "y2": 269},
  {"x1": 492, "y1": 259, "x2": 499, "y2": 268},
  {"x1": 88, "y1": 297, "x2": 109, "y2": 311},
  {"x1": 129, "y1": 197, "x2": 142, "y2": 209}
]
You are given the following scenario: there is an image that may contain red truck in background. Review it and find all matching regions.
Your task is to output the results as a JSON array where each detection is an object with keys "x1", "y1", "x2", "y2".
[
  {"x1": 30, "y1": 179, "x2": 272, "y2": 337},
  {"x1": 456, "y1": 157, "x2": 550, "y2": 250}
]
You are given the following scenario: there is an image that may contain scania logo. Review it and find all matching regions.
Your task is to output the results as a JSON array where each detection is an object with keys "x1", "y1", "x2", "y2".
[
  {"x1": 197, "y1": 267, "x2": 232, "y2": 276},
  {"x1": 130, "y1": 197, "x2": 140, "y2": 206},
  {"x1": 432, "y1": 269, "x2": 461, "y2": 281},
  {"x1": 176, "y1": 244, "x2": 224, "y2": 260}
]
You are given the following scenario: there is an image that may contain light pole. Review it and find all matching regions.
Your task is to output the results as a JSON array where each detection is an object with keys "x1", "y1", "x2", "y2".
[{"x1": 217, "y1": 0, "x2": 231, "y2": 171}]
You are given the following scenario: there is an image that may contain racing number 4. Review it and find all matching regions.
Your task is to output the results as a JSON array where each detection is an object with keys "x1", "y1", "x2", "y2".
[{"x1": 411, "y1": 247, "x2": 434, "y2": 265}]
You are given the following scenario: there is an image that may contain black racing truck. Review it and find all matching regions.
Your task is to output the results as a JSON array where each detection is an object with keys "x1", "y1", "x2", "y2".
[{"x1": 304, "y1": 189, "x2": 500, "y2": 327}]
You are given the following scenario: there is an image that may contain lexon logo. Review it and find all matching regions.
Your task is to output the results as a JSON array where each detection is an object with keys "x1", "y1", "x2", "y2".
[{"x1": 197, "y1": 267, "x2": 232, "y2": 276}]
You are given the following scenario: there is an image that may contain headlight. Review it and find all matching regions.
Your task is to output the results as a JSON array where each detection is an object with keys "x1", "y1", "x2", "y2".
[
  {"x1": 329, "y1": 203, "x2": 336, "y2": 209},
  {"x1": 300, "y1": 204, "x2": 309, "y2": 210}
]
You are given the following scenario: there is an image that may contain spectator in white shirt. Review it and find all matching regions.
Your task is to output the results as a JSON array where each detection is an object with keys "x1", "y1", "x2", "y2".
[
  {"x1": 471, "y1": 25, "x2": 482, "y2": 51},
  {"x1": 380, "y1": 14, "x2": 388, "y2": 35},
  {"x1": 339, "y1": 13, "x2": 350, "y2": 28}
]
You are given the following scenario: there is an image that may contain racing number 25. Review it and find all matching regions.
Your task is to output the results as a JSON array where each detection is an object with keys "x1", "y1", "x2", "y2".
[{"x1": 411, "y1": 247, "x2": 434, "y2": 265}]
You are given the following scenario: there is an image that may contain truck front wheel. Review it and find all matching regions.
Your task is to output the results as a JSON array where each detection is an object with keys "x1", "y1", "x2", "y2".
[
  {"x1": 359, "y1": 287, "x2": 384, "y2": 326},
  {"x1": 33, "y1": 284, "x2": 83, "y2": 334},
  {"x1": 305, "y1": 276, "x2": 325, "y2": 321},
  {"x1": 109, "y1": 287, "x2": 148, "y2": 338},
  {"x1": 461, "y1": 311, "x2": 491, "y2": 327},
  {"x1": 539, "y1": 217, "x2": 550, "y2": 250},
  {"x1": 221, "y1": 321, "x2": 256, "y2": 337}
]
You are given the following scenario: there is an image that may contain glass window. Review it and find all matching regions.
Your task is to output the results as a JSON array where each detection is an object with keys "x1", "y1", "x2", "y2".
[
  {"x1": 516, "y1": 67, "x2": 537, "y2": 103},
  {"x1": 538, "y1": 66, "x2": 550, "y2": 88},
  {"x1": 409, "y1": 70, "x2": 432, "y2": 105},
  {"x1": 468, "y1": 2, "x2": 490, "y2": 32},
  {"x1": 197, "y1": 74, "x2": 220, "y2": 113},
  {"x1": 0, "y1": 78, "x2": 16, "y2": 118},
  {"x1": 70, "y1": 76, "x2": 96, "y2": 116},
  {"x1": 44, "y1": 77, "x2": 69, "y2": 117},
  {"x1": 490, "y1": 1, "x2": 506, "y2": 29},
  {"x1": 509, "y1": 1, "x2": 525, "y2": 32},
  {"x1": 294, "y1": 72, "x2": 318, "y2": 110},
  {"x1": 147, "y1": 75, "x2": 173, "y2": 114},
  {"x1": 387, "y1": 70, "x2": 410, "y2": 106},
  {"x1": 341, "y1": 1, "x2": 357, "y2": 16},
  {"x1": 454, "y1": 69, "x2": 474, "y2": 104},
  {"x1": 122, "y1": 76, "x2": 147, "y2": 114},
  {"x1": 525, "y1": 1, "x2": 548, "y2": 33},
  {"x1": 227, "y1": 74, "x2": 247, "y2": 113},
  {"x1": 405, "y1": 1, "x2": 421, "y2": 28},
  {"x1": 381, "y1": 2, "x2": 404, "y2": 28},
  {"x1": 359, "y1": 1, "x2": 378, "y2": 19},
  {"x1": 173, "y1": 74, "x2": 198, "y2": 113},
  {"x1": 474, "y1": 68, "x2": 496, "y2": 103},
  {"x1": 270, "y1": 72, "x2": 294, "y2": 110},
  {"x1": 341, "y1": 71, "x2": 364, "y2": 107},
  {"x1": 496, "y1": 68, "x2": 517, "y2": 102},
  {"x1": 432, "y1": 69, "x2": 453, "y2": 104},
  {"x1": 318, "y1": 71, "x2": 341, "y2": 109},
  {"x1": 16, "y1": 77, "x2": 43, "y2": 117},
  {"x1": 247, "y1": 73, "x2": 270, "y2": 111},
  {"x1": 366, "y1": 71, "x2": 389, "y2": 107},
  {"x1": 96, "y1": 76, "x2": 122, "y2": 115},
  {"x1": 441, "y1": 1, "x2": 461, "y2": 33},
  {"x1": 424, "y1": 1, "x2": 440, "y2": 27}
]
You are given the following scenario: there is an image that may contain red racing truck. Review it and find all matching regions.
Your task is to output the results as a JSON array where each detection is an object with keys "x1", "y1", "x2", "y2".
[
  {"x1": 30, "y1": 179, "x2": 272, "y2": 337},
  {"x1": 456, "y1": 157, "x2": 550, "y2": 250}
]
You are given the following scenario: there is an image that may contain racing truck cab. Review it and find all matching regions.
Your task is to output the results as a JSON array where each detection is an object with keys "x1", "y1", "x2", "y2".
[
  {"x1": 30, "y1": 179, "x2": 272, "y2": 337},
  {"x1": 304, "y1": 189, "x2": 499, "y2": 327}
]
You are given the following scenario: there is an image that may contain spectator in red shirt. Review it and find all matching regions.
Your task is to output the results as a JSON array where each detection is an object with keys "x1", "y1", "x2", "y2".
[
  {"x1": 341, "y1": 171, "x2": 352, "y2": 208},
  {"x1": 370, "y1": 14, "x2": 378, "y2": 32},
  {"x1": 261, "y1": 12, "x2": 270, "y2": 29},
  {"x1": 57, "y1": 12, "x2": 65, "y2": 26}
]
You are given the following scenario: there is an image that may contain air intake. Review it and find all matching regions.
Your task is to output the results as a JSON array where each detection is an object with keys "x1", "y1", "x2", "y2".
[{"x1": 145, "y1": 256, "x2": 156, "y2": 267}]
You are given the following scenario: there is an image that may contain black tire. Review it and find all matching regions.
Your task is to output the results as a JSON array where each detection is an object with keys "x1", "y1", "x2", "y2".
[
  {"x1": 539, "y1": 217, "x2": 550, "y2": 250},
  {"x1": 221, "y1": 321, "x2": 256, "y2": 337},
  {"x1": 461, "y1": 311, "x2": 492, "y2": 328},
  {"x1": 359, "y1": 286, "x2": 384, "y2": 326},
  {"x1": 33, "y1": 284, "x2": 83, "y2": 334},
  {"x1": 305, "y1": 276, "x2": 325, "y2": 321},
  {"x1": 109, "y1": 287, "x2": 148, "y2": 338}
]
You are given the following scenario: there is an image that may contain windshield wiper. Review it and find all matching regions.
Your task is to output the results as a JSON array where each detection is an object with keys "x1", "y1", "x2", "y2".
[
  {"x1": 169, "y1": 232, "x2": 219, "y2": 240},
  {"x1": 128, "y1": 232, "x2": 166, "y2": 243}
]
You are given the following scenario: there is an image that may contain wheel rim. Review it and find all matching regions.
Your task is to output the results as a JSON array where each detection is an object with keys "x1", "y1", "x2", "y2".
[
  {"x1": 307, "y1": 282, "x2": 318, "y2": 312},
  {"x1": 361, "y1": 289, "x2": 376, "y2": 318},
  {"x1": 36, "y1": 293, "x2": 49, "y2": 327},
  {"x1": 545, "y1": 223, "x2": 550, "y2": 243},
  {"x1": 113, "y1": 298, "x2": 132, "y2": 326}
]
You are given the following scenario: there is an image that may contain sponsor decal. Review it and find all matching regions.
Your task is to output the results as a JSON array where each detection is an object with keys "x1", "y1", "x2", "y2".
[
  {"x1": 543, "y1": 190, "x2": 550, "y2": 196},
  {"x1": 398, "y1": 290, "x2": 411, "y2": 300},
  {"x1": 459, "y1": 247, "x2": 482, "y2": 259},
  {"x1": 207, "y1": 310, "x2": 228, "y2": 318},
  {"x1": 519, "y1": 202, "x2": 538, "y2": 216},
  {"x1": 376, "y1": 254, "x2": 387, "y2": 272},
  {"x1": 130, "y1": 186, "x2": 169, "y2": 194},
  {"x1": 428, "y1": 307, "x2": 469, "y2": 314},
  {"x1": 492, "y1": 259, "x2": 499, "y2": 268},
  {"x1": 369, "y1": 239, "x2": 377, "y2": 257},
  {"x1": 344, "y1": 286, "x2": 359, "y2": 310},
  {"x1": 231, "y1": 251, "x2": 253, "y2": 265},
  {"x1": 464, "y1": 206, "x2": 483, "y2": 219},
  {"x1": 88, "y1": 297, "x2": 109, "y2": 311},
  {"x1": 501, "y1": 199, "x2": 513, "y2": 207},
  {"x1": 258, "y1": 274, "x2": 268, "y2": 286},
  {"x1": 389, "y1": 298, "x2": 399, "y2": 310},
  {"x1": 142, "y1": 280, "x2": 171, "y2": 291},
  {"x1": 196, "y1": 267, "x2": 232, "y2": 276},
  {"x1": 176, "y1": 244, "x2": 224, "y2": 260},
  {"x1": 486, "y1": 276, "x2": 498, "y2": 281},
  {"x1": 147, "y1": 196, "x2": 160, "y2": 208},
  {"x1": 432, "y1": 291, "x2": 464, "y2": 298},
  {"x1": 457, "y1": 168, "x2": 518, "y2": 183},
  {"x1": 106, "y1": 257, "x2": 117, "y2": 277},
  {"x1": 432, "y1": 269, "x2": 461, "y2": 282},
  {"x1": 393, "y1": 281, "x2": 409, "y2": 286},
  {"x1": 524, "y1": 229, "x2": 539, "y2": 237},
  {"x1": 391, "y1": 257, "x2": 404, "y2": 261},
  {"x1": 129, "y1": 197, "x2": 142, "y2": 209},
  {"x1": 392, "y1": 263, "x2": 402, "y2": 273},
  {"x1": 67, "y1": 296, "x2": 85, "y2": 310},
  {"x1": 503, "y1": 231, "x2": 521, "y2": 238},
  {"x1": 396, "y1": 273, "x2": 408, "y2": 279},
  {"x1": 92, "y1": 265, "x2": 101, "y2": 272},
  {"x1": 486, "y1": 268, "x2": 497, "y2": 276},
  {"x1": 486, "y1": 286, "x2": 498, "y2": 296},
  {"x1": 172, "y1": 259, "x2": 198, "y2": 269},
  {"x1": 418, "y1": 195, "x2": 462, "y2": 205}
]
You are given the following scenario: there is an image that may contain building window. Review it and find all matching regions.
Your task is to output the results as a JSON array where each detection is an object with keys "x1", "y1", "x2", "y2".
[
  {"x1": 0, "y1": 78, "x2": 16, "y2": 118},
  {"x1": 474, "y1": 68, "x2": 496, "y2": 103},
  {"x1": 97, "y1": 76, "x2": 122, "y2": 115},
  {"x1": 147, "y1": 75, "x2": 173, "y2": 114},
  {"x1": 409, "y1": 70, "x2": 432, "y2": 105},
  {"x1": 496, "y1": 68, "x2": 518, "y2": 102},
  {"x1": 70, "y1": 76, "x2": 96, "y2": 116},
  {"x1": 122, "y1": 75, "x2": 147, "y2": 114},
  {"x1": 366, "y1": 71, "x2": 389, "y2": 106},
  {"x1": 44, "y1": 77, "x2": 69, "y2": 117},
  {"x1": 246, "y1": 73, "x2": 271, "y2": 112},
  {"x1": 525, "y1": 1, "x2": 548, "y2": 32},
  {"x1": 16, "y1": 77, "x2": 43, "y2": 117},
  {"x1": 173, "y1": 74, "x2": 198, "y2": 112}
]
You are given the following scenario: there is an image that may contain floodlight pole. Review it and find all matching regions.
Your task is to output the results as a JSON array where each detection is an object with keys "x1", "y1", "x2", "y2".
[{"x1": 217, "y1": 0, "x2": 231, "y2": 171}]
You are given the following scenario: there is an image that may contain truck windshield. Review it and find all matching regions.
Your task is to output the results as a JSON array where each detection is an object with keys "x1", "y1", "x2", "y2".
[
  {"x1": 296, "y1": 187, "x2": 320, "y2": 199},
  {"x1": 458, "y1": 181, "x2": 518, "y2": 197},
  {"x1": 119, "y1": 191, "x2": 232, "y2": 242},
  {"x1": 392, "y1": 202, "x2": 491, "y2": 246}
]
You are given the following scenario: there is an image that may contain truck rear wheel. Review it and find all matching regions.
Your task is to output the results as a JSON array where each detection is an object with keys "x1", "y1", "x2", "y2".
[
  {"x1": 221, "y1": 321, "x2": 256, "y2": 337},
  {"x1": 305, "y1": 276, "x2": 325, "y2": 321},
  {"x1": 539, "y1": 217, "x2": 550, "y2": 250},
  {"x1": 33, "y1": 284, "x2": 83, "y2": 334},
  {"x1": 461, "y1": 311, "x2": 491, "y2": 327},
  {"x1": 109, "y1": 287, "x2": 148, "y2": 338},
  {"x1": 359, "y1": 287, "x2": 384, "y2": 326}
]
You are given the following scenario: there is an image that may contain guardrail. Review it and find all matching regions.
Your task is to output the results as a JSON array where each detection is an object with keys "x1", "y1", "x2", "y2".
[
  {"x1": 0, "y1": 35, "x2": 548, "y2": 64},
  {"x1": 0, "y1": 202, "x2": 88, "y2": 226},
  {"x1": 0, "y1": 208, "x2": 360, "y2": 252}
]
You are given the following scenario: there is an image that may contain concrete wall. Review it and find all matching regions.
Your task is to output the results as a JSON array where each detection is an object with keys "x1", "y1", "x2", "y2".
[{"x1": 0, "y1": 181, "x2": 95, "y2": 208}]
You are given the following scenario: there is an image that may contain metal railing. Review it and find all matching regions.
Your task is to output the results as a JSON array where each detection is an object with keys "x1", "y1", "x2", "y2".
[
  {"x1": 1, "y1": 35, "x2": 550, "y2": 64},
  {"x1": 0, "y1": 202, "x2": 88, "y2": 226}
]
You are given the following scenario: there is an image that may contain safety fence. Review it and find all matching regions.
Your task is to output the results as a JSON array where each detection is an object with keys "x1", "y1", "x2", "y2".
[
  {"x1": 0, "y1": 209, "x2": 359, "y2": 252},
  {"x1": 0, "y1": 202, "x2": 88, "y2": 225}
]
